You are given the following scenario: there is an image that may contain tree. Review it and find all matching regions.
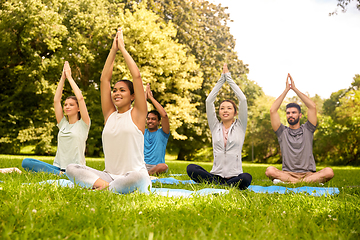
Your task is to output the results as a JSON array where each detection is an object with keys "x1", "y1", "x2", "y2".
[
  {"x1": 135, "y1": 0, "x2": 263, "y2": 159},
  {"x1": 0, "y1": 0, "x2": 67, "y2": 154},
  {"x1": 314, "y1": 74, "x2": 360, "y2": 165},
  {"x1": 330, "y1": 0, "x2": 360, "y2": 15},
  {"x1": 244, "y1": 94, "x2": 279, "y2": 163},
  {"x1": 0, "y1": 0, "x2": 203, "y2": 156}
]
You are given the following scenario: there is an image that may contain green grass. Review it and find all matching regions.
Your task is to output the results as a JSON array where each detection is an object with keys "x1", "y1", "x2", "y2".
[{"x1": 1, "y1": 155, "x2": 360, "y2": 239}]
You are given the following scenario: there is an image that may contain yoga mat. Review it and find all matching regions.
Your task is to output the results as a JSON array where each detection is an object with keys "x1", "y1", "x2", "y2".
[
  {"x1": 30, "y1": 179, "x2": 227, "y2": 197},
  {"x1": 151, "y1": 177, "x2": 196, "y2": 185},
  {"x1": 151, "y1": 188, "x2": 228, "y2": 198},
  {"x1": 27, "y1": 179, "x2": 340, "y2": 197},
  {"x1": 36, "y1": 179, "x2": 74, "y2": 188},
  {"x1": 248, "y1": 185, "x2": 339, "y2": 197}
]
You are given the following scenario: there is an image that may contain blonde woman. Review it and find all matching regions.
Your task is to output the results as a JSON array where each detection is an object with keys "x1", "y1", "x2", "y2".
[{"x1": 22, "y1": 62, "x2": 90, "y2": 175}]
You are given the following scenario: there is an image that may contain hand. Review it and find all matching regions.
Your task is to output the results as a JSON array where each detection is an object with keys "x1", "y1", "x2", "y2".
[
  {"x1": 288, "y1": 73, "x2": 295, "y2": 90},
  {"x1": 222, "y1": 63, "x2": 229, "y2": 74},
  {"x1": 146, "y1": 83, "x2": 153, "y2": 99},
  {"x1": 117, "y1": 27, "x2": 125, "y2": 49},
  {"x1": 63, "y1": 61, "x2": 71, "y2": 79},
  {"x1": 111, "y1": 29, "x2": 121, "y2": 51}
]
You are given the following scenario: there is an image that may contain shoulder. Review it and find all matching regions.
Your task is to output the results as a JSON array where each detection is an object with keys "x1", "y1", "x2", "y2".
[
  {"x1": 77, "y1": 118, "x2": 91, "y2": 129},
  {"x1": 159, "y1": 128, "x2": 170, "y2": 137},
  {"x1": 109, "y1": 110, "x2": 118, "y2": 118},
  {"x1": 57, "y1": 117, "x2": 68, "y2": 128},
  {"x1": 303, "y1": 121, "x2": 316, "y2": 133},
  {"x1": 275, "y1": 123, "x2": 286, "y2": 136}
]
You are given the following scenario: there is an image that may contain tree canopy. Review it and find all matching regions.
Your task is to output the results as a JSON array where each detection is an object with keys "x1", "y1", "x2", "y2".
[
  {"x1": 0, "y1": 0, "x2": 204, "y2": 155},
  {"x1": 1, "y1": 0, "x2": 359, "y2": 165}
]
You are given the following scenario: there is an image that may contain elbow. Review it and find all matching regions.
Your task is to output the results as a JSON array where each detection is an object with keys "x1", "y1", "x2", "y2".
[
  {"x1": 309, "y1": 102, "x2": 317, "y2": 111},
  {"x1": 132, "y1": 69, "x2": 141, "y2": 80},
  {"x1": 269, "y1": 107, "x2": 277, "y2": 115},
  {"x1": 100, "y1": 75, "x2": 107, "y2": 82},
  {"x1": 205, "y1": 96, "x2": 212, "y2": 104},
  {"x1": 162, "y1": 112, "x2": 168, "y2": 119},
  {"x1": 77, "y1": 95, "x2": 84, "y2": 103}
]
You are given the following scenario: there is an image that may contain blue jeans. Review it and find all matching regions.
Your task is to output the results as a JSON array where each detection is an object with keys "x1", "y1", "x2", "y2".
[{"x1": 22, "y1": 158, "x2": 62, "y2": 175}]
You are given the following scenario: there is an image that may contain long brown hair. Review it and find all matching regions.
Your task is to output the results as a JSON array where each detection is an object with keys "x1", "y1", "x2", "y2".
[{"x1": 65, "y1": 96, "x2": 81, "y2": 120}]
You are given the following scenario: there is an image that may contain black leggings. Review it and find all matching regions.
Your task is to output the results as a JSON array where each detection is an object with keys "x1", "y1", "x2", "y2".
[{"x1": 186, "y1": 164, "x2": 252, "y2": 190}]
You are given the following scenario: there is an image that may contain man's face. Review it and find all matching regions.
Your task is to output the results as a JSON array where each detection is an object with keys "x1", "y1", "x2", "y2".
[
  {"x1": 146, "y1": 113, "x2": 160, "y2": 131},
  {"x1": 286, "y1": 107, "x2": 302, "y2": 126}
]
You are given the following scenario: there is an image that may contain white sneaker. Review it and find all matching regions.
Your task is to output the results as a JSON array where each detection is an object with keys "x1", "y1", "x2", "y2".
[{"x1": 273, "y1": 179, "x2": 286, "y2": 184}]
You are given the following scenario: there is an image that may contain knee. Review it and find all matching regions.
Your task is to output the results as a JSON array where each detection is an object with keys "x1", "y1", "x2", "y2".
[
  {"x1": 323, "y1": 167, "x2": 334, "y2": 180},
  {"x1": 21, "y1": 158, "x2": 33, "y2": 169},
  {"x1": 186, "y1": 164, "x2": 197, "y2": 173},
  {"x1": 243, "y1": 173, "x2": 252, "y2": 185},
  {"x1": 265, "y1": 166, "x2": 277, "y2": 178},
  {"x1": 158, "y1": 163, "x2": 168, "y2": 172},
  {"x1": 65, "y1": 164, "x2": 79, "y2": 178}
]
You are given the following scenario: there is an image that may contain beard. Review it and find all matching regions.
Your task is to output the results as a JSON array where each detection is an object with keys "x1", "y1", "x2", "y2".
[{"x1": 287, "y1": 117, "x2": 300, "y2": 126}]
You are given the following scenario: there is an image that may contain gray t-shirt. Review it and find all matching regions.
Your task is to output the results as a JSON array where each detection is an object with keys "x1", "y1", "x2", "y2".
[{"x1": 275, "y1": 121, "x2": 316, "y2": 173}]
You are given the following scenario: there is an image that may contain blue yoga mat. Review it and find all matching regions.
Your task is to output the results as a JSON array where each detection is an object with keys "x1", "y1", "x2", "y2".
[
  {"x1": 151, "y1": 177, "x2": 196, "y2": 185},
  {"x1": 35, "y1": 179, "x2": 75, "y2": 188},
  {"x1": 248, "y1": 185, "x2": 339, "y2": 197},
  {"x1": 151, "y1": 188, "x2": 228, "y2": 198},
  {"x1": 27, "y1": 178, "x2": 340, "y2": 197},
  {"x1": 30, "y1": 179, "x2": 227, "y2": 197},
  {"x1": 152, "y1": 177, "x2": 339, "y2": 197}
]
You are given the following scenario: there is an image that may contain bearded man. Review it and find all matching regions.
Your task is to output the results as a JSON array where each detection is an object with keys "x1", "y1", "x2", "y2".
[{"x1": 265, "y1": 73, "x2": 334, "y2": 184}]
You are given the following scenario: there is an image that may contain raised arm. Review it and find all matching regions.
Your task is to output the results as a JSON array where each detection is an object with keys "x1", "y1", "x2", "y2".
[
  {"x1": 206, "y1": 72, "x2": 226, "y2": 132},
  {"x1": 117, "y1": 28, "x2": 147, "y2": 132},
  {"x1": 224, "y1": 70, "x2": 247, "y2": 133},
  {"x1": 270, "y1": 74, "x2": 291, "y2": 132},
  {"x1": 100, "y1": 32, "x2": 118, "y2": 123},
  {"x1": 63, "y1": 61, "x2": 90, "y2": 126},
  {"x1": 288, "y1": 74, "x2": 317, "y2": 126},
  {"x1": 54, "y1": 67, "x2": 66, "y2": 124},
  {"x1": 146, "y1": 83, "x2": 169, "y2": 134}
]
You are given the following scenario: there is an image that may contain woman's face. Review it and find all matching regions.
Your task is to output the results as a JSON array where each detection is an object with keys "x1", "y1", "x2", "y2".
[
  {"x1": 112, "y1": 81, "x2": 134, "y2": 108},
  {"x1": 63, "y1": 98, "x2": 79, "y2": 117},
  {"x1": 219, "y1": 101, "x2": 236, "y2": 122}
]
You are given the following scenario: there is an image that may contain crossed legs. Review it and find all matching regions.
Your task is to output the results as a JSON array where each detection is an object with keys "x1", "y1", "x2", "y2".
[
  {"x1": 66, "y1": 164, "x2": 151, "y2": 194},
  {"x1": 187, "y1": 164, "x2": 252, "y2": 190},
  {"x1": 147, "y1": 163, "x2": 168, "y2": 176},
  {"x1": 265, "y1": 166, "x2": 334, "y2": 183}
]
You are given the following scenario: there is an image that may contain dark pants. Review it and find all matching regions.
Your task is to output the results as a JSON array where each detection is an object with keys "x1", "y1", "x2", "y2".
[{"x1": 186, "y1": 164, "x2": 252, "y2": 190}]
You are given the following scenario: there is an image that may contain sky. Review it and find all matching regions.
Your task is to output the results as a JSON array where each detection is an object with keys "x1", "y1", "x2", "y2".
[{"x1": 211, "y1": 0, "x2": 360, "y2": 99}]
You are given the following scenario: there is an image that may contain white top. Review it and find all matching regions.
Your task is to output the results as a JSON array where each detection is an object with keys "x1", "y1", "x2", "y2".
[
  {"x1": 53, "y1": 117, "x2": 90, "y2": 169},
  {"x1": 102, "y1": 109, "x2": 146, "y2": 176}
]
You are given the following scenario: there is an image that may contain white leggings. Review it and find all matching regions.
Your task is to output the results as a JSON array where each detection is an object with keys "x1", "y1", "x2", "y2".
[{"x1": 66, "y1": 164, "x2": 151, "y2": 194}]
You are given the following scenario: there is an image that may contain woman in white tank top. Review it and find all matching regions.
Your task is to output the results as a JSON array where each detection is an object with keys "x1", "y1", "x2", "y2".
[{"x1": 66, "y1": 28, "x2": 151, "y2": 194}]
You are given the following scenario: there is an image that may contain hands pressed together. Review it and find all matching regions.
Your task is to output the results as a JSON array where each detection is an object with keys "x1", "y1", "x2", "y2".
[
  {"x1": 145, "y1": 83, "x2": 154, "y2": 100},
  {"x1": 62, "y1": 61, "x2": 72, "y2": 80},
  {"x1": 286, "y1": 73, "x2": 296, "y2": 91},
  {"x1": 111, "y1": 27, "x2": 125, "y2": 51}
]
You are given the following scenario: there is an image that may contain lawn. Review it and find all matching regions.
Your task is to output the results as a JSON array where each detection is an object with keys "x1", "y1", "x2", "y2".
[{"x1": 1, "y1": 154, "x2": 359, "y2": 239}]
